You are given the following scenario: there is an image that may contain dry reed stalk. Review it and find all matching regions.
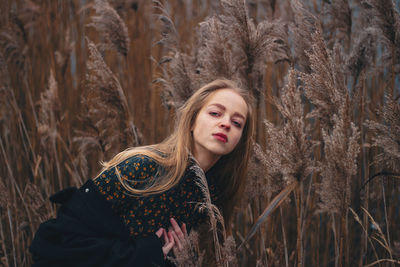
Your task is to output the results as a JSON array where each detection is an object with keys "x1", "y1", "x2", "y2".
[
  {"x1": 249, "y1": 69, "x2": 314, "y2": 266},
  {"x1": 153, "y1": 0, "x2": 198, "y2": 109},
  {"x1": 349, "y1": 207, "x2": 400, "y2": 266},
  {"x1": 218, "y1": 0, "x2": 290, "y2": 95},
  {"x1": 168, "y1": 230, "x2": 205, "y2": 267},
  {"x1": 87, "y1": 0, "x2": 130, "y2": 56},
  {"x1": 76, "y1": 39, "x2": 142, "y2": 174},
  {"x1": 38, "y1": 69, "x2": 63, "y2": 189},
  {"x1": 189, "y1": 161, "x2": 239, "y2": 266},
  {"x1": 296, "y1": 13, "x2": 361, "y2": 266}
]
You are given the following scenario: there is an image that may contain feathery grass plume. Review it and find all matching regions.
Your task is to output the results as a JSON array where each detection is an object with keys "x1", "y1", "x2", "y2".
[
  {"x1": 55, "y1": 27, "x2": 75, "y2": 75},
  {"x1": 153, "y1": 0, "x2": 198, "y2": 109},
  {"x1": 361, "y1": 0, "x2": 400, "y2": 66},
  {"x1": 109, "y1": 0, "x2": 140, "y2": 18},
  {"x1": 17, "y1": 0, "x2": 41, "y2": 33},
  {"x1": 290, "y1": 0, "x2": 317, "y2": 73},
  {"x1": 218, "y1": 0, "x2": 290, "y2": 94},
  {"x1": 87, "y1": 0, "x2": 130, "y2": 56},
  {"x1": 265, "y1": 69, "x2": 314, "y2": 186},
  {"x1": 323, "y1": 0, "x2": 352, "y2": 48},
  {"x1": 317, "y1": 108, "x2": 360, "y2": 266},
  {"x1": 318, "y1": 114, "x2": 360, "y2": 215},
  {"x1": 38, "y1": 69, "x2": 59, "y2": 145},
  {"x1": 346, "y1": 27, "x2": 378, "y2": 83},
  {"x1": 22, "y1": 183, "x2": 52, "y2": 226},
  {"x1": 299, "y1": 25, "x2": 351, "y2": 130},
  {"x1": 168, "y1": 230, "x2": 205, "y2": 267},
  {"x1": 243, "y1": 142, "x2": 270, "y2": 202},
  {"x1": 220, "y1": 235, "x2": 239, "y2": 266},
  {"x1": 196, "y1": 16, "x2": 236, "y2": 83},
  {"x1": 189, "y1": 162, "x2": 226, "y2": 266},
  {"x1": 37, "y1": 69, "x2": 65, "y2": 188},
  {"x1": 364, "y1": 94, "x2": 400, "y2": 173},
  {"x1": 0, "y1": 19, "x2": 27, "y2": 75},
  {"x1": 77, "y1": 39, "x2": 142, "y2": 165},
  {"x1": 261, "y1": 69, "x2": 314, "y2": 266}
]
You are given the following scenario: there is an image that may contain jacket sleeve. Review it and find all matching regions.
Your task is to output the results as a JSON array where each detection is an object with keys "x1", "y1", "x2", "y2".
[{"x1": 30, "y1": 180, "x2": 165, "y2": 267}]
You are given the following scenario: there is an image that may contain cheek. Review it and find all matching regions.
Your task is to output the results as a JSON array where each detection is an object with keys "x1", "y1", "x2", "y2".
[{"x1": 231, "y1": 130, "x2": 244, "y2": 146}]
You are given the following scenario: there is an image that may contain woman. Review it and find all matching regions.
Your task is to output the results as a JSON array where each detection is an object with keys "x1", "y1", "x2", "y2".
[{"x1": 30, "y1": 79, "x2": 254, "y2": 266}]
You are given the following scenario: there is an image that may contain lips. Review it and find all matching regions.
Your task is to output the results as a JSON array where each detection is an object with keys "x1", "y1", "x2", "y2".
[{"x1": 213, "y1": 133, "x2": 228, "y2": 143}]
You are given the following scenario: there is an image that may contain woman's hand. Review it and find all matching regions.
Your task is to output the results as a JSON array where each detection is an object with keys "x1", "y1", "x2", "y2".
[
  {"x1": 168, "y1": 218, "x2": 187, "y2": 252},
  {"x1": 155, "y1": 228, "x2": 174, "y2": 258}
]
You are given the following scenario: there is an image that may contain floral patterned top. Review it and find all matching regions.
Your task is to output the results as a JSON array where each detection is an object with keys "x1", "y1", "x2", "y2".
[{"x1": 93, "y1": 155, "x2": 220, "y2": 237}]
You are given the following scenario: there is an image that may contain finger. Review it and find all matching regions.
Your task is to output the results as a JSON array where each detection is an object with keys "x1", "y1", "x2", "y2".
[
  {"x1": 182, "y1": 223, "x2": 187, "y2": 236},
  {"x1": 155, "y1": 228, "x2": 164, "y2": 238},
  {"x1": 170, "y1": 230, "x2": 183, "y2": 250},
  {"x1": 162, "y1": 229, "x2": 169, "y2": 244},
  {"x1": 163, "y1": 232, "x2": 175, "y2": 255},
  {"x1": 170, "y1": 218, "x2": 184, "y2": 240}
]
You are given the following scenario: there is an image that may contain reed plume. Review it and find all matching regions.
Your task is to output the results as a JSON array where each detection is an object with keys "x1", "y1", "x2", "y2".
[
  {"x1": 323, "y1": 0, "x2": 352, "y2": 48},
  {"x1": 299, "y1": 25, "x2": 350, "y2": 131},
  {"x1": 244, "y1": 142, "x2": 270, "y2": 201},
  {"x1": 297, "y1": 17, "x2": 360, "y2": 267},
  {"x1": 361, "y1": 0, "x2": 400, "y2": 63},
  {"x1": 190, "y1": 161, "x2": 227, "y2": 266},
  {"x1": 17, "y1": 0, "x2": 41, "y2": 33},
  {"x1": 54, "y1": 27, "x2": 74, "y2": 75},
  {"x1": 155, "y1": 0, "x2": 290, "y2": 109},
  {"x1": 153, "y1": 0, "x2": 198, "y2": 109},
  {"x1": 217, "y1": 0, "x2": 290, "y2": 94},
  {"x1": 0, "y1": 19, "x2": 27, "y2": 75},
  {"x1": 263, "y1": 68, "x2": 314, "y2": 266},
  {"x1": 88, "y1": 0, "x2": 130, "y2": 56},
  {"x1": 37, "y1": 69, "x2": 65, "y2": 188},
  {"x1": 364, "y1": 95, "x2": 400, "y2": 173},
  {"x1": 318, "y1": 114, "x2": 360, "y2": 215},
  {"x1": 38, "y1": 69, "x2": 59, "y2": 145},
  {"x1": 76, "y1": 40, "x2": 142, "y2": 173},
  {"x1": 346, "y1": 27, "x2": 378, "y2": 83},
  {"x1": 290, "y1": 0, "x2": 317, "y2": 72},
  {"x1": 196, "y1": 16, "x2": 236, "y2": 84},
  {"x1": 168, "y1": 230, "x2": 204, "y2": 267},
  {"x1": 265, "y1": 69, "x2": 314, "y2": 186}
]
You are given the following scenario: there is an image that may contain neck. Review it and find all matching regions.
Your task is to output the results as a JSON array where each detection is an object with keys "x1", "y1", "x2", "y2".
[{"x1": 192, "y1": 150, "x2": 220, "y2": 172}]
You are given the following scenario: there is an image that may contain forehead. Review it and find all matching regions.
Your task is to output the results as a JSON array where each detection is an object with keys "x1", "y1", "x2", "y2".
[{"x1": 203, "y1": 89, "x2": 248, "y2": 118}]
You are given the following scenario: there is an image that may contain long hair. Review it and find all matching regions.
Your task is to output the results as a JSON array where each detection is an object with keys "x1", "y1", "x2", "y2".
[{"x1": 96, "y1": 79, "x2": 255, "y2": 226}]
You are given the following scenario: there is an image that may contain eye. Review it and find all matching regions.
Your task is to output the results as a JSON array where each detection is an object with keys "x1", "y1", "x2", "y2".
[
  {"x1": 209, "y1": 111, "x2": 221, "y2": 117},
  {"x1": 232, "y1": 120, "x2": 242, "y2": 128}
]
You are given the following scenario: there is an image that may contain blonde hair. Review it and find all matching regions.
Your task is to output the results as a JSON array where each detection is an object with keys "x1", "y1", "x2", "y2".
[{"x1": 96, "y1": 79, "x2": 255, "y2": 226}]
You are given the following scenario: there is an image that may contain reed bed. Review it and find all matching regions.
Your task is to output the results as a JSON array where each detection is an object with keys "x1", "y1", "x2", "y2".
[{"x1": 0, "y1": 0, "x2": 399, "y2": 266}]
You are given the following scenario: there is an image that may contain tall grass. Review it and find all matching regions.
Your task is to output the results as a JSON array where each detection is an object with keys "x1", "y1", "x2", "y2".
[{"x1": 0, "y1": 0, "x2": 399, "y2": 266}]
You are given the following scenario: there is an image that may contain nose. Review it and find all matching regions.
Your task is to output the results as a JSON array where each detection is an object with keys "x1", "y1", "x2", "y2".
[{"x1": 219, "y1": 117, "x2": 231, "y2": 131}]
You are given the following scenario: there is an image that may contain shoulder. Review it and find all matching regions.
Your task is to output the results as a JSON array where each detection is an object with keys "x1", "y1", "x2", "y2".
[{"x1": 108, "y1": 154, "x2": 160, "y2": 180}]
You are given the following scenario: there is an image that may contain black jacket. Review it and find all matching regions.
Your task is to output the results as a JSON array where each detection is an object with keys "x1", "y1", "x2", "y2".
[{"x1": 30, "y1": 180, "x2": 165, "y2": 267}]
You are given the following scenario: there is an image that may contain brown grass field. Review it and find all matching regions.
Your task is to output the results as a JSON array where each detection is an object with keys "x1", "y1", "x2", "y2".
[{"x1": 0, "y1": 0, "x2": 399, "y2": 266}]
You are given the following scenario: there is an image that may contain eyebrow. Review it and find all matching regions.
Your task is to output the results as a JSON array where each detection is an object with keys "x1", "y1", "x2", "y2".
[{"x1": 208, "y1": 103, "x2": 246, "y2": 120}]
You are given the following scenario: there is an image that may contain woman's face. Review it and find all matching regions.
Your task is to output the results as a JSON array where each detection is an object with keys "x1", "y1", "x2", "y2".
[{"x1": 191, "y1": 88, "x2": 248, "y2": 168}]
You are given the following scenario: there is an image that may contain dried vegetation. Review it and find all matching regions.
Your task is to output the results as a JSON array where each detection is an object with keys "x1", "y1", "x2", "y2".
[{"x1": 0, "y1": 0, "x2": 399, "y2": 266}]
